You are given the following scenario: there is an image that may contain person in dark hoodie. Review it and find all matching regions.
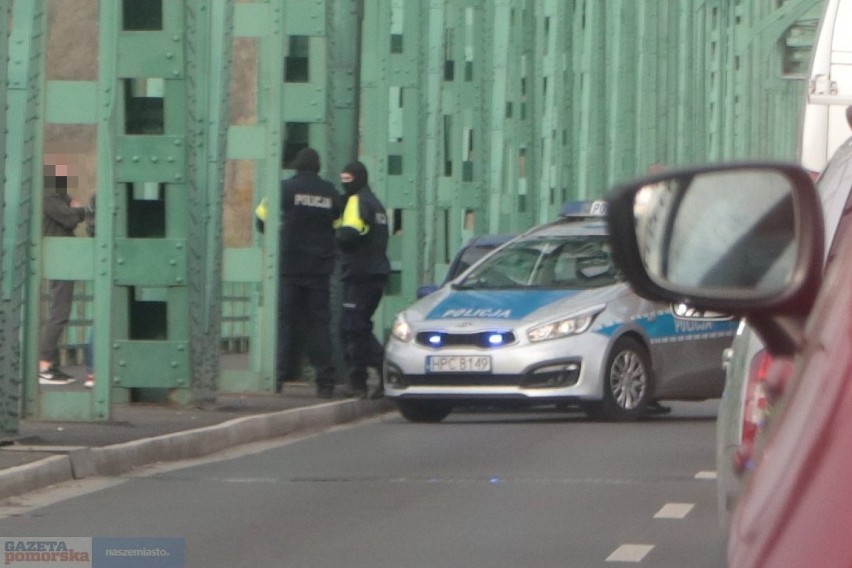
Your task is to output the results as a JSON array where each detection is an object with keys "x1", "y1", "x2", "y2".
[
  {"x1": 337, "y1": 161, "x2": 390, "y2": 399},
  {"x1": 38, "y1": 160, "x2": 87, "y2": 385},
  {"x1": 277, "y1": 148, "x2": 344, "y2": 398}
]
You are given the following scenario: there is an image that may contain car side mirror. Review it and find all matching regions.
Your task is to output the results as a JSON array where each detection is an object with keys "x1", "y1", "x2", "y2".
[{"x1": 606, "y1": 162, "x2": 825, "y2": 356}]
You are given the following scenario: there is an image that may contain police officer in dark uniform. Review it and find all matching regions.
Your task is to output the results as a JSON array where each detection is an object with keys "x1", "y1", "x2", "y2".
[
  {"x1": 277, "y1": 148, "x2": 343, "y2": 398},
  {"x1": 337, "y1": 161, "x2": 390, "y2": 399}
]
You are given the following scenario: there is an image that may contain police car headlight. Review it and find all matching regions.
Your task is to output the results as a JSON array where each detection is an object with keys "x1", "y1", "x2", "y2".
[
  {"x1": 527, "y1": 307, "x2": 604, "y2": 343},
  {"x1": 391, "y1": 313, "x2": 413, "y2": 342}
]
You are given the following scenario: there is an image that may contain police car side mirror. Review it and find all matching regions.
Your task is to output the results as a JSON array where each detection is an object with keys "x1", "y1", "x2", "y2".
[{"x1": 606, "y1": 162, "x2": 824, "y2": 356}]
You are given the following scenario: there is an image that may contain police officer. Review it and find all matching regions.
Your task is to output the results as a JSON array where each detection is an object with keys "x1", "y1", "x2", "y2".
[
  {"x1": 337, "y1": 161, "x2": 390, "y2": 399},
  {"x1": 277, "y1": 148, "x2": 343, "y2": 398}
]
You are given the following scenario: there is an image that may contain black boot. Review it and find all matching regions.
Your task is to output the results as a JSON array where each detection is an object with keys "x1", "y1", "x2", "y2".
[
  {"x1": 342, "y1": 384, "x2": 367, "y2": 399},
  {"x1": 315, "y1": 383, "x2": 334, "y2": 399},
  {"x1": 369, "y1": 366, "x2": 384, "y2": 399}
]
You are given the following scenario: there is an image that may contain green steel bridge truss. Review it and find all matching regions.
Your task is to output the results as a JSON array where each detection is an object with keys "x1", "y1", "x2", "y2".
[{"x1": 0, "y1": 0, "x2": 824, "y2": 431}]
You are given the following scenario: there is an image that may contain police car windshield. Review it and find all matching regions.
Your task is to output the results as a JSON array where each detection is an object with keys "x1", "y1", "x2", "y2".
[
  {"x1": 449, "y1": 245, "x2": 497, "y2": 281},
  {"x1": 454, "y1": 235, "x2": 621, "y2": 290}
]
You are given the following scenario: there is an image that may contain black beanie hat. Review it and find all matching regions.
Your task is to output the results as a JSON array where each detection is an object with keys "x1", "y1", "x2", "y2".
[{"x1": 292, "y1": 148, "x2": 320, "y2": 173}]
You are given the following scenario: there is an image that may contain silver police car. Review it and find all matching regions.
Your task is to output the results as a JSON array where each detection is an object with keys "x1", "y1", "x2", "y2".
[{"x1": 384, "y1": 201, "x2": 738, "y2": 422}]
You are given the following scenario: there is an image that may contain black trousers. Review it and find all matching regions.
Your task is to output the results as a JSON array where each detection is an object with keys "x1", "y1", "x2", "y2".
[
  {"x1": 277, "y1": 275, "x2": 336, "y2": 390},
  {"x1": 39, "y1": 279, "x2": 75, "y2": 363},
  {"x1": 340, "y1": 278, "x2": 386, "y2": 389}
]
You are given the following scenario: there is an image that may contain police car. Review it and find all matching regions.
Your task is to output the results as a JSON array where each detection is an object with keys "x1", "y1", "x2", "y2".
[{"x1": 384, "y1": 201, "x2": 738, "y2": 422}]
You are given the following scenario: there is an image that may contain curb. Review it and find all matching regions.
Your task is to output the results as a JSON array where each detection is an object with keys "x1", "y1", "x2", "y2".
[
  {"x1": 0, "y1": 398, "x2": 391, "y2": 500},
  {"x1": 0, "y1": 456, "x2": 73, "y2": 500}
]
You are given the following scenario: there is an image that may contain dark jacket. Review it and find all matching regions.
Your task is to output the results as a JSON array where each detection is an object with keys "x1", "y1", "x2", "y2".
[
  {"x1": 279, "y1": 171, "x2": 343, "y2": 277},
  {"x1": 43, "y1": 190, "x2": 85, "y2": 237},
  {"x1": 337, "y1": 162, "x2": 390, "y2": 282}
]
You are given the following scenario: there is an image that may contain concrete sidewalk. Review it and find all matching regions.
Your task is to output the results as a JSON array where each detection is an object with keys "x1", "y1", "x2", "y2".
[{"x1": 0, "y1": 383, "x2": 392, "y2": 500}]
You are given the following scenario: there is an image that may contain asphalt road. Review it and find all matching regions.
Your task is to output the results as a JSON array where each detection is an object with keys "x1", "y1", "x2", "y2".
[{"x1": 0, "y1": 401, "x2": 726, "y2": 567}]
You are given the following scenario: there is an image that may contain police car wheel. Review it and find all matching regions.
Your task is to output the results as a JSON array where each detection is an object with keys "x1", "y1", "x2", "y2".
[
  {"x1": 397, "y1": 400, "x2": 453, "y2": 423},
  {"x1": 587, "y1": 337, "x2": 652, "y2": 422}
]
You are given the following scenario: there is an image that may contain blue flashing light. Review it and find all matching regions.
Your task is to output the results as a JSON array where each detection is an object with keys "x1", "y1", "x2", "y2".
[
  {"x1": 487, "y1": 333, "x2": 505, "y2": 346},
  {"x1": 428, "y1": 334, "x2": 443, "y2": 346}
]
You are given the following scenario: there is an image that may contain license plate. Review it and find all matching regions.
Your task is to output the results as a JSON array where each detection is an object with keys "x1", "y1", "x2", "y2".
[{"x1": 426, "y1": 355, "x2": 492, "y2": 373}]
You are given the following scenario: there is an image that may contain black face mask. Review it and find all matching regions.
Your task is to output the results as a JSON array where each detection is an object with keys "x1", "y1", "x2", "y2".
[{"x1": 341, "y1": 161, "x2": 369, "y2": 195}]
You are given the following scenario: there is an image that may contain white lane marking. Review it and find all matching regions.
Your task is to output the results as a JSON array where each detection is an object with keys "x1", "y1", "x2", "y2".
[
  {"x1": 695, "y1": 470, "x2": 717, "y2": 480},
  {"x1": 654, "y1": 502, "x2": 695, "y2": 519},
  {"x1": 220, "y1": 477, "x2": 279, "y2": 483},
  {"x1": 606, "y1": 544, "x2": 654, "y2": 562}
]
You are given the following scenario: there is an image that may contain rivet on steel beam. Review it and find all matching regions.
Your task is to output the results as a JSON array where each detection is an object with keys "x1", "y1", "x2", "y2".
[
  {"x1": 132, "y1": 156, "x2": 140, "y2": 162},
  {"x1": 151, "y1": 156, "x2": 159, "y2": 163},
  {"x1": 165, "y1": 52, "x2": 174, "y2": 60},
  {"x1": 116, "y1": 156, "x2": 123, "y2": 162},
  {"x1": 169, "y1": 259, "x2": 177, "y2": 266},
  {"x1": 119, "y1": 360, "x2": 126, "y2": 367},
  {"x1": 117, "y1": 258, "x2": 125, "y2": 264},
  {"x1": 112, "y1": 376, "x2": 121, "y2": 384}
]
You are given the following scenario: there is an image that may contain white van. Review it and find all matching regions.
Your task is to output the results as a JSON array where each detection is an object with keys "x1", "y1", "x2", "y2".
[{"x1": 800, "y1": 0, "x2": 852, "y2": 174}]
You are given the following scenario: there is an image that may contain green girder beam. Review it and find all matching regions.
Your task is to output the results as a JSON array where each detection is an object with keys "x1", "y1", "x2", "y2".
[{"x1": 0, "y1": 0, "x2": 825, "y2": 431}]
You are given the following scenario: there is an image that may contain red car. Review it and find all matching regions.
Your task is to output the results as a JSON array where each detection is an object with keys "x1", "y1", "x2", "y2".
[{"x1": 606, "y1": 157, "x2": 852, "y2": 566}]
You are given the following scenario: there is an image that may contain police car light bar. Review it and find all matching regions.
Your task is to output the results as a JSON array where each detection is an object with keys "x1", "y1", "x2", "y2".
[{"x1": 559, "y1": 200, "x2": 609, "y2": 218}]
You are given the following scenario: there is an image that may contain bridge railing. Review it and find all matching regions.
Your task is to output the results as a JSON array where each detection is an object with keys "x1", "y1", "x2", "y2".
[{"x1": 49, "y1": 280, "x2": 253, "y2": 369}]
